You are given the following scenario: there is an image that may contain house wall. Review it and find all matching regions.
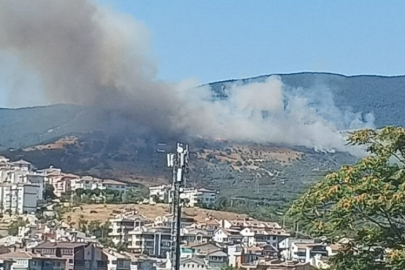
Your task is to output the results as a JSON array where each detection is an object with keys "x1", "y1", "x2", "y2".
[
  {"x1": 11, "y1": 258, "x2": 29, "y2": 270},
  {"x1": 198, "y1": 190, "x2": 216, "y2": 206},
  {"x1": 213, "y1": 230, "x2": 228, "y2": 243},
  {"x1": 180, "y1": 262, "x2": 206, "y2": 270},
  {"x1": 30, "y1": 259, "x2": 65, "y2": 270},
  {"x1": 22, "y1": 185, "x2": 39, "y2": 214}
]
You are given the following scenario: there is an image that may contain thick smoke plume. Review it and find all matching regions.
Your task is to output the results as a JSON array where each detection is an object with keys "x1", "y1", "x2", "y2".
[{"x1": 0, "y1": 0, "x2": 374, "y2": 153}]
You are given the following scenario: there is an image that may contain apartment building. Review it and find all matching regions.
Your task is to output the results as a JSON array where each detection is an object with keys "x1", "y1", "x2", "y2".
[
  {"x1": 219, "y1": 219, "x2": 290, "y2": 249},
  {"x1": 128, "y1": 224, "x2": 211, "y2": 258},
  {"x1": 101, "y1": 180, "x2": 128, "y2": 194},
  {"x1": 11, "y1": 160, "x2": 33, "y2": 172},
  {"x1": 128, "y1": 225, "x2": 172, "y2": 258},
  {"x1": 149, "y1": 185, "x2": 171, "y2": 203},
  {"x1": 148, "y1": 185, "x2": 217, "y2": 207},
  {"x1": 108, "y1": 215, "x2": 147, "y2": 245},
  {"x1": 74, "y1": 176, "x2": 104, "y2": 190},
  {"x1": 71, "y1": 177, "x2": 129, "y2": 195},
  {"x1": 181, "y1": 188, "x2": 217, "y2": 207},
  {"x1": 0, "y1": 183, "x2": 41, "y2": 214},
  {"x1": 52, "y1": 175, "x2": 79, "y2": 197}
]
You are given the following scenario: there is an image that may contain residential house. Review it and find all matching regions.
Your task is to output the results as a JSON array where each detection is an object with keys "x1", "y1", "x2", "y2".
[
  {"x1": 179, "y1": 257, "x2": 206, "y2": 270},
  {"x1": 213, "y1": 228, "x2": 231, "y2": 244},
  {"x1": 32, "y1": 242, "x2": 108, "y2": 270},
  {"x1": 0, "y1": 258, "x2": 13, "y2": 270},
  {"x1": 0, "y1": 251, "x2": 65, "y2": 270},
  {"x1": 184, "y1": 242, "x2": 222, "y2": 260},
  {"x1": 227, "y1": 244, "x2": 242, "y2": 268},
  {"x1": 197, "y1": 220, "x2": 220, "y2": 237},
  {"x1": 204, "y1": 250, "x2": 228, "y2": 269},
  {"x1": 181, "y1": 227, "x2": 210, "y2": 245}
]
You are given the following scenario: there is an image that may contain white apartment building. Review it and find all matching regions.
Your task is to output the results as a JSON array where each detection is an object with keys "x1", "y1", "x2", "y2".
[
  {"x1": 0, "y1": 183, "x2": 41, "y2": 214},
  {"x1": 128, "y1": 224, "x2": 210, "y2": 258},
  {"x1": 128, "y1": 225, "x2": 172, "y2": 258},
  {"x1": 149, "y1": 186, "x2": 217, "y2": 207},
  {"x1": 73, "y1": 176, "x2": 129, "y2": 194},
  {"x1": 181, "y1": 188, "x2": 217, "y2": 207},
  {"x1": 74, "y1": 176, "x2": 104, "y2": 190},
  {"x1": 10, "y1": 159, "x2": 33, "y2": 172},
  {"x1": 52, "y1": 174, "x2": 79, "y2": 197},
  {"x1": 149, "y1": 185, "x2": 172, "y2": 204},
  {"x1": 102, "y1": 179, "x2": 129, "y2": 194},
  {"x1": 108, "y1": 215, "x2": 148, "y2": 245},
  {"x1": 218, "y1": 219, "x2": 290, "y2": 249}
]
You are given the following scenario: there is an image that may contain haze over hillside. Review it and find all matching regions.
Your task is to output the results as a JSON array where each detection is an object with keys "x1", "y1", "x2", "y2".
[{"x1": 1, "y1": 72, "x2": 404, "y2": 151}]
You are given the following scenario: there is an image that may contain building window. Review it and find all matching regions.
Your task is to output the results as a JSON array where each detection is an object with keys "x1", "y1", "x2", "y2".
[
  {"x1": 69, "y1": 259, "x2": 73, "y2": 264},
  {"x1": 112, "y1": 260, "x2": 117, "y2": 265}
]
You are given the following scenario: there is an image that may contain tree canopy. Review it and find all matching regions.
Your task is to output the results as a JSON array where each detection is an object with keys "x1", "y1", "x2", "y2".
[{"x1": 288, "y1": 127, "x2": 405, "y2": 269}]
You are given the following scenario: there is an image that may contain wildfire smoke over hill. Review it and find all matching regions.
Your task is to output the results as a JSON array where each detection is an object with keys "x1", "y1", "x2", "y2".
[{"x1": 0, "y1": 0, "x2": 373, "y2": 153}]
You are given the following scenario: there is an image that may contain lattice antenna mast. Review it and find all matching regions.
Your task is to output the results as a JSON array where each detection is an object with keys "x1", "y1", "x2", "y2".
[{"x1": 167, "y1": 143, "x2": 189, "y2": 270}]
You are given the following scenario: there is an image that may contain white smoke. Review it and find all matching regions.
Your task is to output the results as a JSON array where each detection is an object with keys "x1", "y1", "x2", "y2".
[
  {"x1": 183, "y1": 77, "x2": 374, "y2": 153},
  {"x1": 0, "y1": 0, "x2": 374, "y2": 154}
]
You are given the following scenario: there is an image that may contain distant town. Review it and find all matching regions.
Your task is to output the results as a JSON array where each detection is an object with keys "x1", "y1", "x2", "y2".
[{"x1": 0, "y1": 155, "x2": 343, "y2": 270}]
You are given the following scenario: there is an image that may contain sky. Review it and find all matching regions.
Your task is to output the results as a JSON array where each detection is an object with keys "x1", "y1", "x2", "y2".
[
  {"x1": 1, "y1": 0, "x2": 405, "y2": 107},
  {"x1": 98, "y1": 0, "x2": 405, "y2": 83}
]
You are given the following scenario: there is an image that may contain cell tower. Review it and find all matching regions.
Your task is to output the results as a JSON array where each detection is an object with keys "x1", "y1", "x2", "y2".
[{"x1": 167, "y1": 143, "x2": 189, "y2": 270}]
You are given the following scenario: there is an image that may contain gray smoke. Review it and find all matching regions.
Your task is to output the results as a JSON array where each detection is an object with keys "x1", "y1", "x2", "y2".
[{"x1": 0, "y1": 0, "x2": 374, "y2": 153}]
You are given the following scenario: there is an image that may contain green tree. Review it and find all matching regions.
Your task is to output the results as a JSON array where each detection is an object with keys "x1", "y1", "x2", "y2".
[
  {"x1": 75, "y1": 188, "x2": 85, "y2": 197},
  {"x1": 103, "y1": 189, "x2": 122, "y2": 203},
  {"x1": 78, "y1": 218, "x2": 88, "y2": 232},
  {"x1": 288, "y1": 127, "x2": 405, "y2": 270},
  {"x1": 53, "y1": 204, "x2": 65, "y2": 221},
  {"x1": 7, "y1": 217, "x2": 28, "y2": 236},
  {"x1": 43, "y1": 184, "x2": 56, "y2": 200},
  {"x1": 123, "y1": 187, "x2": 148, "y2": 203},
  {"x1": 215, "y1": 196, "x2": 229, "y2": 210},
  {"x1": 87, "y1": 220, "x2": 110, "y2": 238},
  {"x1": 60, "y1": 190, "x2": 73, "y2": 202},
  {"x1": 116, "y1": 241, "x2": 128, "y2": 252}
]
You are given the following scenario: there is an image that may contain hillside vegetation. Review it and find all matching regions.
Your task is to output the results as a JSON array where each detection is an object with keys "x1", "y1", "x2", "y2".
[{"x1": 1, "y1": 72, "x2": 404, "y2": 221}]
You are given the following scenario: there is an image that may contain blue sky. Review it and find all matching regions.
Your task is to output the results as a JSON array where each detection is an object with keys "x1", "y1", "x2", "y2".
[{"x1": 99, "y1": 0, "x2": 405, "y2": 83}]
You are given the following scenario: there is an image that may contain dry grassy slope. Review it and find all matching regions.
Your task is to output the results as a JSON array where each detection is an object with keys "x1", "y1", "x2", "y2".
[
  {"x1": 195, "y1": 144, "x2": 301, "y2": 172},
  {"x1": 63, "y1": 203, "x2": 248, "y2": 228},
  {"x1": 24, "y1": 136, "x2": 78, "y2": 151}
]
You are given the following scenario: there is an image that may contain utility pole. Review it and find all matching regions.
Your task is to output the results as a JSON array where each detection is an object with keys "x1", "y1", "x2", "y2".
[{"x1": 167, "y1": 143, "x2": 189, "y2": 270}]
